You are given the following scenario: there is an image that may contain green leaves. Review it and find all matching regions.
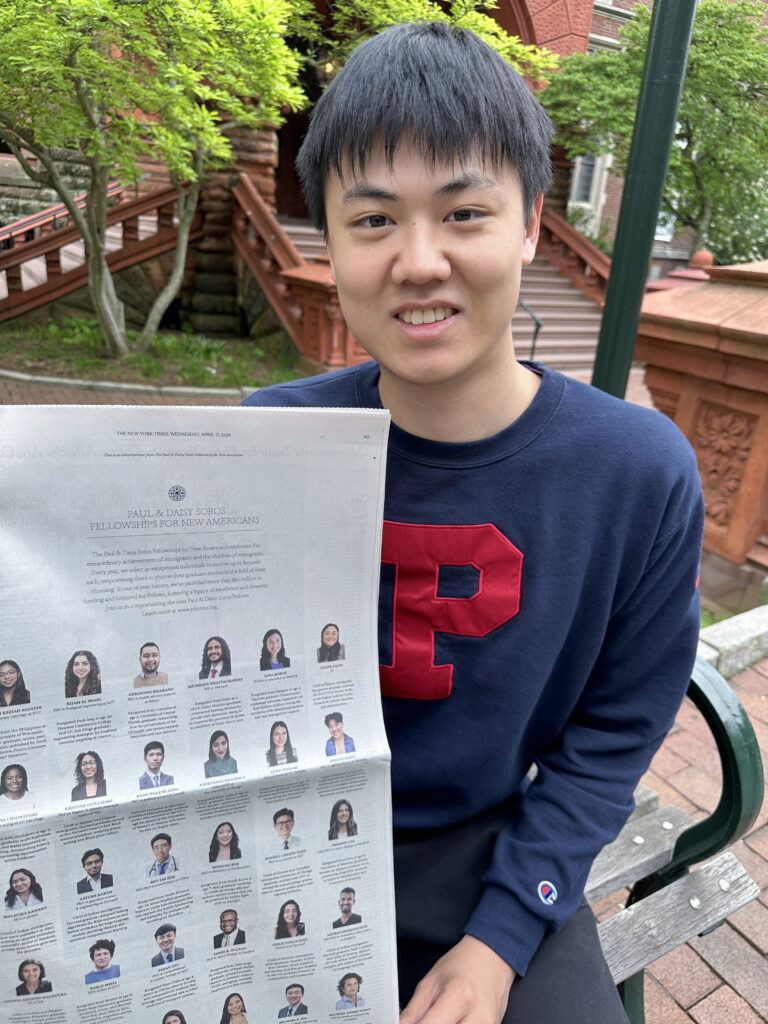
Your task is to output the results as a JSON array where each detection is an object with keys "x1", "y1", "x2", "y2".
[
  {"x1": 0, "y1": 0, "x2": 306, "y2": 182},
  {"x1": 541, "y1": 0, "x2": 768, "y2": 261}
]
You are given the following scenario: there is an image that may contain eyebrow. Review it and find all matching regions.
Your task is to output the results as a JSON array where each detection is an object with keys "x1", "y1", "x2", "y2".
[{"x1": 341, "y1": 171, "x2": 500, "y2": 205}]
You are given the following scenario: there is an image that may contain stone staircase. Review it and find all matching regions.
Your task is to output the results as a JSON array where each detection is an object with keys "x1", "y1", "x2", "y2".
[
  {"x1": 515, "y1": 253, "x2": 604, "y2": 369},
  {"x1": 278, "y1": 217, "x2": 604, "y2": 372}
]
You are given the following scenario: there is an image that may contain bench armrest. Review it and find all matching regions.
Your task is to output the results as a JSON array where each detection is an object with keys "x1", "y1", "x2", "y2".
[{"x1": 632, "y1": 655, "x2": 763, "y2": 899}]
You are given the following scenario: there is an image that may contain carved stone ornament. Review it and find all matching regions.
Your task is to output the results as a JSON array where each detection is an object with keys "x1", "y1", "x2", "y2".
[{"x1": 693, "y1": 402, "x2": 756, "y2": 528}]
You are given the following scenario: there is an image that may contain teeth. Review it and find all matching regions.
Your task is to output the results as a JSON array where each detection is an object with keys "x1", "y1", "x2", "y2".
[{"x1": 398, "y1": 306, "x2": 453, "y2": 325}]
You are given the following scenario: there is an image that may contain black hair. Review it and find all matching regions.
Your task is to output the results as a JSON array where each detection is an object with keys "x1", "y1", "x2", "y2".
[
  {"x1": 324, "y1": 711, "x2": 343, "y2": 727},
  {"x1": 340, "y1": 886, "x2": 356, "y2": 896},
  {"x1": 154, "y1": 923, "x2": 176, "y2": 938},
  {"x1": 162, "y1": 1012, "x2": 187, "y2": 1024},
  {"x1": 0, "y1": 762, "x2": 28, "y2": 794},
  {"x1": 151, "y1": 832, "x2": 172, "y2": 848},
  {"x1": 220, "y1": 993, "x2": 247, "y2": 1024},
  {"x1": 274, "y1": 899, "x2": 303, "y2": 939},
  {"x1": 74, "y1": 750, "x2": 105, "y2": 785},
  {"x1": 17, "y1": 958, "x2": 46, "y2": 982},
  {"x1": 144, "y1": 740, "x2": 165, "y2": 756},
  {"x1": 260, "y1": 628, "x2": 290, "y2": 671},
  {"x1": 200, "y1": 636, "x2": 231, "y2": 678},
  {"x1": 318, "y1": 622, "x2": 343, "y2": 662},
  {"x1": 65, "y1": 650, "x2": 102, "y2": 697},
  {"x1": 297, "y1": 21, "x2": 554, "y2": 232},
  {"x1": 5, "y1": 868, "x2": 43, "y2": 909},
  {"x1": 82, "y1": 848, "x2": 104, "y2": 865},
  {"x1": 273, "y1": 806, "x2": 294, "y2": 824},
  {"x1": 286, "y1": 982, "x2": 305, "y2": 995},
  {"x1": 328, "y1": 798, "x2": 358, "y2": 840},
  {"x1": 209, "y1": 821, "x2": 242, "y2": 862},
  {"x1": 140, "y1": 641, "x2": 160, "y2": 654},
  {"x1": 206, "y1": 729, "x2": 231, "y2": 764},
  {"x1": 89, "y1": 938, "x2": 115, "y2": 960},
  {"x1": 0, "y1": 659, "x2": 30, "y2": 705},
  {"x1": 337, "y1": 971, "x2": 363, "y2": 997},
  {"x1": 266, "y1": 721, "x2": 297, "y2": 767}
]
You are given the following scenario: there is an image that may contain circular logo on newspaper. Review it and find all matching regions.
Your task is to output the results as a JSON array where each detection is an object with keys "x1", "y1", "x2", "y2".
[
  {"x1": 537, "y1": 881, "x2": 558, "y2": 905},
  {"x1": 168, "y1": 485, "x2": 186, "y2": 502}
]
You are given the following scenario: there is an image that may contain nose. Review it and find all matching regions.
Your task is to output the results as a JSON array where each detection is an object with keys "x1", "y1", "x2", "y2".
[{"x1": 391, "y1": 221, "x2": 451, "y2": 286}]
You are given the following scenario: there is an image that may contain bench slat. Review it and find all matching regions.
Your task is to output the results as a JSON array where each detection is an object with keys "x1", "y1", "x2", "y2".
[
  {"x1": 586, "y1": 804, "x2": 693, "y2": 902},
  {"x1": 598, "y1": 852, "x2": 759, "y2": 983}
]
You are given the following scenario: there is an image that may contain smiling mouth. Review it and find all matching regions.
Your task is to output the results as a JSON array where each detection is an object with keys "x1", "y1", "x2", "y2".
[{"x1": 397, "y1": 306, "x2": 456, "y2": 325}]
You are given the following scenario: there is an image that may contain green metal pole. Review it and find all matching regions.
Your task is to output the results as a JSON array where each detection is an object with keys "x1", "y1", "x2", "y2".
[{"x1": 591, "y1": 0, "x2": 698, "y2": 399}]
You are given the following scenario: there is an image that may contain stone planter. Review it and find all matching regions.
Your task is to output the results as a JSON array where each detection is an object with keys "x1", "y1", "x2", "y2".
[{"x1": 635, "y1": 261, "x2": 768, "y2": 609}]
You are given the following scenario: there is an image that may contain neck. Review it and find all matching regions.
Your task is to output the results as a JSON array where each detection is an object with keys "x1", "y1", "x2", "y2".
[{"x1": 378, "y1": 349, "x2": 539, "y2": 443}]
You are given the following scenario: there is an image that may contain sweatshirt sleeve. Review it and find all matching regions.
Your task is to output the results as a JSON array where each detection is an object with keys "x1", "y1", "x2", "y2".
[{"x1": 464, "y1": 455, "x2": 705, "y2": 976}]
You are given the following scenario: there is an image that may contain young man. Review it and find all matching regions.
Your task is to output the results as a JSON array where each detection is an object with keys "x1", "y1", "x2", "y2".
[
  {"x1": 133, "y1": 641, "x2": 168, "y2": 687},
  {"x1": 139, "y1": 741, "x2": 174, "y2": 789},
  {"x1": 243, "y1": 22, "x2": 703, "y2": 1024}
]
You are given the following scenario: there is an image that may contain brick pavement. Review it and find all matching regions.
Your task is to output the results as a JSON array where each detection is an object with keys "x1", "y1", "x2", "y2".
[
  {"x1": 617, "y1": 658, "x2": 768, "y2": 1023},
  {"x1": 1, "y1": 365, "x2": 764, "y2": 1020}
]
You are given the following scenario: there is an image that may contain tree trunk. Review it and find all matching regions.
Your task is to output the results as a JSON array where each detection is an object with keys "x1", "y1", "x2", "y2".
[
  {"x1": 134, "y1": 175, "x2": 202, "y2": 353},
  {"x1": 88, "y1": 246, "x2": 130, "y2": 357}
]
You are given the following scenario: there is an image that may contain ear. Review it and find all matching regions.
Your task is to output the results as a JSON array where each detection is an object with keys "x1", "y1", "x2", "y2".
[{"x1": 522, "y1": 192, "x2": 543, "y2": 266}]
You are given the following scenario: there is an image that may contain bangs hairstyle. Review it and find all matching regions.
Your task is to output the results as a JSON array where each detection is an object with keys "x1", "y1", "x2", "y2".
[{"x1": 297, "y1": 21, "x2": 554, "y2": 232}]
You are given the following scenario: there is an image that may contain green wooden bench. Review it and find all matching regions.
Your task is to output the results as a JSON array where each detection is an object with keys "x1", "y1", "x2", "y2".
[{"x1": 584, "y1": 656, "x2": 764, "y2": 1024}]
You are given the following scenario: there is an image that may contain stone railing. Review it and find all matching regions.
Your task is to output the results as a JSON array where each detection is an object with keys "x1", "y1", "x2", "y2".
[
  {"x1": 230, "y1": 173, "x2": 369, "y2": 370},
  {"x1": 539, "y1": 208, "x2": 611, "y2": 305},
  {"x1": 0, "y1": 185, "x2": 202, "y2": 321}
]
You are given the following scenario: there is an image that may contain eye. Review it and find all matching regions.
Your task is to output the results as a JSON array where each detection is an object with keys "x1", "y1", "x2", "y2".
[
  {"x1": 446, "y1": 207, "x2": 484, "y2": 223},
  {"x1": 353, "y1": 213, "x2": 391, "y2": 229}
]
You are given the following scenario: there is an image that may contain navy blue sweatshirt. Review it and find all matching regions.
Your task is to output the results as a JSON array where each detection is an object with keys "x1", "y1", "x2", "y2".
[{"x1": 243, "y1": 361, "x2": 704, "y2": 974}]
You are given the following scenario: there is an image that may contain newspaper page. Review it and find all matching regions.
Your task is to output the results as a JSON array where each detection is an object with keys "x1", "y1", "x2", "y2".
[{"x1": 0, "y1": 404, "x2": 396, "y2": 1024}]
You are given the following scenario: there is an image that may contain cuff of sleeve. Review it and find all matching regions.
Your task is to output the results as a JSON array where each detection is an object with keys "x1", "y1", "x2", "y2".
[{"x1": 464, "y1": 883, "x2": 550, "y2": 977}]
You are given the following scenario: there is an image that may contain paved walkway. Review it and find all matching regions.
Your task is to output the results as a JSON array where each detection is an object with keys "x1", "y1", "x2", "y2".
[
  {"x1": 635, "y1": 658, "x2": 768, "y2": 1024},
  {"x1": 2, "y1": 364, "x2": 765, "y2": 1021}
]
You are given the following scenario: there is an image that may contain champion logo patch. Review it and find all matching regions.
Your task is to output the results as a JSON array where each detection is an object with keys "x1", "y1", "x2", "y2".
[{"x1": 537, "y1": 880, "x2": 557, "y2": 905}]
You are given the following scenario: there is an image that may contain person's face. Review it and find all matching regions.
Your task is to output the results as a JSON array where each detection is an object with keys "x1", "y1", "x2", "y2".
[
  {"x1": 227, "y1": 995, "x2": 244, "y2": 1014},
  {"x1": 322, "y1": 625, "x2": 338, "y2": 647},
  {"x1": 343, "y1": 977, "x2": 359, "y2": 999},
  {"x1": 206, "y1": 639, "x2": 222, "y2": 663},
  {"x1": 212, "y1": 735, "x2": 229, "y2": 759},
  {"x1": 328, "y1": 717, "x2": 343, "y2": 740},
  {"x1": 3, "y1": 768, "x2": 24, "y2": 792},
  {"x1": 324, "y1": 142, "x2": 540, "y2": 396},
  {"x1": 286, "y1": 986, "x2": 303, "y2": 1006},
  {"x1": 271, "y1": 725, "x2": 287, "y2": 749},
  {"x1": 282, "y1": 902, "x2": 298, "y2": 924},
  {"x1": 140, "y1": 646, "x2": 160, "y2": 673},
  {"x1": 338, "y1": 891, "x2": 355, "y2": 914},
  {"x1": 266, "y1": 632, "x2": 282, "y2": 657},
  {"x1": 83, "y1": 853, "x2": 103, "y2": 878},
  {"x1": 12, "y1": 872, "x2": 31, "y2": 896},
  {"x1": 216, "y1": 824, "x2": 233, "y2": 847},
  {"x1": 80, "y1": 754, "x2": 98, "y2": 778},
  {"x1": 145, "y1": 747, "x2": 164, "y2": 772},
  {"x1": 0, "y1": 663, "x2": 18, "y2": 690},
  {"x1": 93, "y1": 947, "x2": 112, "y2": 969},
  {"x1": 73, "y1": 654, "x2": 91, "y2": 679},
  {"x1": 152, "y1": 838, "x2": 171, "y2": 863},
  {"x1": 21, "y1": 963, "x2": 41, "y2": 984},
  {"x1": 220, "y1": 912, "x2": 238, "y2": 934},
  {"x1": 336, "y1": 802, "x2": 350, "y2": 824},
  {"x1": 274, "y1": 814, "x2": 294, "y2": 838},
  {"x1": 156, "y1": 930, "x2": 175, "y2": 953}
]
